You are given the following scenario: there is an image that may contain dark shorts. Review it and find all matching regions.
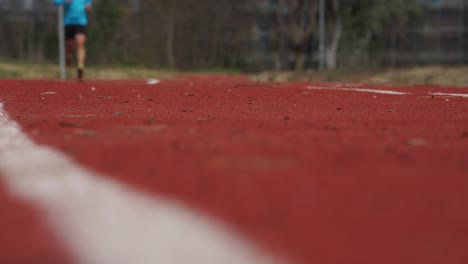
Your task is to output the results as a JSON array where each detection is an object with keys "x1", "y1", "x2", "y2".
[{"x1": 65, "y1": 25, "x2": 87, "y2": 40}]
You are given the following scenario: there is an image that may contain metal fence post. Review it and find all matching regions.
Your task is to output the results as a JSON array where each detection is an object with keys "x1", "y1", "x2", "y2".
[
  {"x1": 58, "y1": 5, "x2": 66, "y2": 80},
  {"x1": 318, "y1": 0, "x2": 326, "y2": 70}
]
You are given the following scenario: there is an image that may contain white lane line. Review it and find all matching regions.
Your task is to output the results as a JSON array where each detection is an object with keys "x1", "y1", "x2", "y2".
[
  {"x1": 0, "y1": 102, "x2": 286, "y2": 264},
  {"x1": 306, "y1": 86, "x2": 410, "y2": 95},
  {"x1": 429, "y1": 92, "x2": 468, "y2": 98}
]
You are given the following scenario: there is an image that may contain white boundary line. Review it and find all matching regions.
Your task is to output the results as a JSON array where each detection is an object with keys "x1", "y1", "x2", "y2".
[
  {"x1": 305, "y1": 86, "x2": 468, "y2": 98},
  {"x1": 429, "y1": 92, "x2": 468, "y2": 98},
  {"x1": 306, "y1": 86, "x2": 410, "y2": 95},
  {"x1": 0, "y1": 102, "x2": 286, "y2": 264}
]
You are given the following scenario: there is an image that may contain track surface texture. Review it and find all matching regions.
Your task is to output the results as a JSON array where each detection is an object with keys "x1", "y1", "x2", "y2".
[{"x1": 0, "y1": 75, "x2": 468, "y2": 264}]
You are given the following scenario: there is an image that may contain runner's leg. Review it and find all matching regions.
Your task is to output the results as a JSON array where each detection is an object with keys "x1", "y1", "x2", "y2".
[
  {"x1": 65, "y1": 26, "x2": 75, "y2": 68},
  {"x1": 75, "y1": 33, "x2": 87, "y2": 80}
]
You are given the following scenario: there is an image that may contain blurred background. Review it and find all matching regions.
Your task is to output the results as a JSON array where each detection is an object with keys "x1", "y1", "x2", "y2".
[{"x1": 0, "y1": 0, "x2": 467, "y2": 84}]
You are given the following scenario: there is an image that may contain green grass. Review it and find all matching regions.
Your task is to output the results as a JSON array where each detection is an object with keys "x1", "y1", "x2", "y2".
[
  {"x1": 0, "y1": 69, "x2": 21, "y2": 78},
  {"x1": 1, "y1": 60, "x2": 467, "y2": 87},
  {"x1": 0, "y1": 61, "x2": 239, "y2": 80},
  {"x1": 251, "y1": 66, "x2": 468, "y2": 87},
  {"x1": 0, "y1": 60, "x2": 176, "y2": 80}
]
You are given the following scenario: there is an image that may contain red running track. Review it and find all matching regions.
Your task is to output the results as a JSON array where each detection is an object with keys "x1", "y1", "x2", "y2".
[{"x1": 0, "y1": 76, "x2": 467, "y2": 264}]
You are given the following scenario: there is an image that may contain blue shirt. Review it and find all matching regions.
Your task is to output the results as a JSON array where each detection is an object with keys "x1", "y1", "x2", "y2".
[{"x1": 54, "y1": 0, "x2": 92, "y2": 26}]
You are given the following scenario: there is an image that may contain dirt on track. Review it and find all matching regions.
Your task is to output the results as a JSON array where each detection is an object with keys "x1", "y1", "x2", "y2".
[{"x1": 1, "y1": 75, "x2": 468, "y2": 264}]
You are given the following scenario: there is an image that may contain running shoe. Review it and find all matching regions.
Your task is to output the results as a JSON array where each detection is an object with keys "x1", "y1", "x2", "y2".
[{"x1": 77, "y1": 68, "x2": 84, "y2": 81}]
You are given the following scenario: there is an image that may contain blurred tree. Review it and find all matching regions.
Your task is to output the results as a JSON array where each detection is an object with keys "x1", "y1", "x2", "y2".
[
  {"x1": 0, "y1": 0, "x2": 426, "y2": 71},
  {"x1": 136, "y1": 0, "x2": 252, "y2": 70},
  {"x1": 155, "y1": 0, "x2": 180, "y2": 68},
  {"x1": 275, "y1": 0, "x2": 318, "y2": 71},
  {"x1": 328, "y1": 0, "x2": 420, "y2": 68},
  {"x1": 88, "y1": 0, "x2": 121, "y2": 64},
  {"x1": 325, "y1": 0, "x2": 341, "y2": 69}
]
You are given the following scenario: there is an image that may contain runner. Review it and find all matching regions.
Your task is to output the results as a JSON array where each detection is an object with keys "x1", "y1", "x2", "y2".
[{"x1": 54, "y1": 0, "x2": 92, "y2": 81}]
